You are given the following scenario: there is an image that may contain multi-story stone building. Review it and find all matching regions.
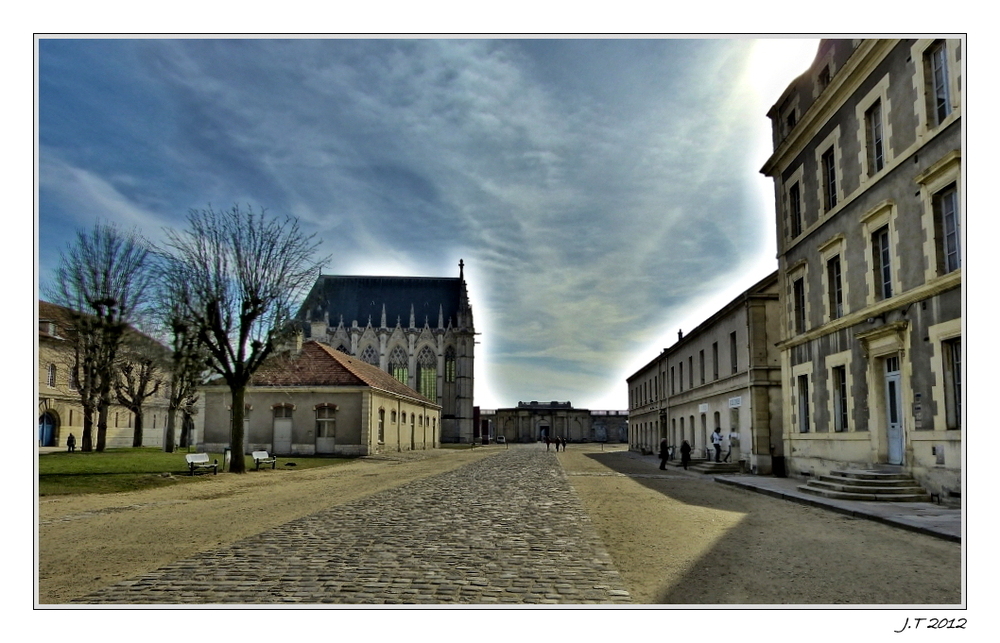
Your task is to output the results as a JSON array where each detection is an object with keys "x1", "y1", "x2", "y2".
[
  {"x1": 37, "y1": 300, "x2": 174, "y2": 449},
  {"x1": 760, "y1": 39, "x2": 962, "y2": 497},
  {"x1": 627, "y1": 272, "x2": 784, "y2": 473},
  {"x1": 295, "y1": 261, "x2": 475, "y2": 443},
  {"x1": 487, "y1": 402, "x2": 628, "y2": 443}
]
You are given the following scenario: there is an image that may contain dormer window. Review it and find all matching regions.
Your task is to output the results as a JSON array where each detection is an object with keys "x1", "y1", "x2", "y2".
[{"x1": 818, "y1": 65, "x2": 831, "y2": 90}]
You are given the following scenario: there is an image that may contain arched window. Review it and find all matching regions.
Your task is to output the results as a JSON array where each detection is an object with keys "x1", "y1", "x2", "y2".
[
  {"x1": 335, "y1": 344, "x2": 351, "y2": 354},
  {"x1": 388, "y1": 345, "x2": 408, "y2": 384},
  {"x1": 359, "y1": 345, "x2": 379, "y2": 365},
  {"x1": 378, "y1": 408, "x2": 385, "y2": 443},
  {"x1": 444, "y1": 347, "x2": 456, "y2": 383},
  {"x1": 417, "y1": 346, "x2": 437, "y2": 400},
  {"x1": 391, "y1": 410, "x2": 397, "y2": 424},
  {"x1": 273, "y1": 403, "x2": 294, "y2": 418},
  {"x1": 315, "y1": 403, "x2": 337, "y2": 438}
]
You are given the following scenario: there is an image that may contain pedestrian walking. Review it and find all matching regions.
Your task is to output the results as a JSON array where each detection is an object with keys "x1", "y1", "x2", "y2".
[
  {"x1": 680, "y1": 440, "x2": 691, "y2": 470},
  {"x1": 545, "y1": 436, "x2": 551, "y2": 451},
  {"x1": 658, "y1": 437, "x2": 668, "y2": 470},
  {"x1": 712, "y1": 427, "x2": 723, "y2": 463},
  {"x1": 561, "y1": 436, "x2": 567, "y2": 452},
  {"x1": 66, "y1": 433, "x2": 76, "y2": 452}
]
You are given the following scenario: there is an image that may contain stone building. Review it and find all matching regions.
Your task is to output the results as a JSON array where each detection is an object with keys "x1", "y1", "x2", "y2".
[
  {"x1": 488, "y1": 401, "x2": 628, "y2": 443},
  {"x1": 295, "y1": 261, "x2": 475, "y2": 443},
  {"x1": 198, "y1": 341, "x2": 441, "y2": 456},
  {"x1": 37, "y1": 300, "x2": 173, "y2": 449},
  {"x1": 760, "y1": 39, "x2": 962, "y2": 497},
  {"x1": 627, "y1": 272, "x2": 784, "y2": 473}
]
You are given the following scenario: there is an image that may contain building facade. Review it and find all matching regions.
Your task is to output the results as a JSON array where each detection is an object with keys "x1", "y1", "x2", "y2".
[
  {"x1": 488, "y1": 402, "x2": 628, "y2": 443},
  {"x1": 198, "y1": 341, "x2": 441, "y2": 456},
  {"x1": 37, "y1": 300, "x2": 174, "y2": 449},
  {"x1": 295, "y1": 261, "x2": 475, "y2": 443},
  {"x1": 760, "y1": 39, "x2": 962, "y2": 497},
  {"x1": 627, "y1": 272, "x2": 784, "y2": 473}
]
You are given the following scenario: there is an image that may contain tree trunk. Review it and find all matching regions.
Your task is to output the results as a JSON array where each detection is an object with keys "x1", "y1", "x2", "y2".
[
  {"x1": 96, "y1": 401, "x2": 109, "y2": 452},
  {"x1": 180, "y1": 413, "x2": 192, "y2": 448},
  {"x1": 229, "y1": 385, "x2": 247, "y2": 473},
  {"x1": 164, "y1": 407, "x2": 177, "y2": 453},
  {"x1": 131, "y1": 409, "x2": 144, "y2": 448},
  {"x1": 81, "y1": 404, "x2": 94, "y2": 452}
]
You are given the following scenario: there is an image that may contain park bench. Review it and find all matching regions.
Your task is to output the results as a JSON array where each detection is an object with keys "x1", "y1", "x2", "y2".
[
  {"x1": 252, "y1": 450, "x2": 277, "y2": 471},
  {"x1": 185, "y1": 453, "x2": 218, "y2": 476}
]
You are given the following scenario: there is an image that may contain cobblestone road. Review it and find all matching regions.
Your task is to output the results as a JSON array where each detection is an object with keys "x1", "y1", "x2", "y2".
[{"x1": 77, "y1": 447, "x2": 631, "y2": 605}]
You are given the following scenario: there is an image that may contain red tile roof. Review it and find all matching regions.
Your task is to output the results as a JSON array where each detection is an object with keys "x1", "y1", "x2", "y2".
[{"x1": 250, "y1": 341, "x2": 439, "y2": 406}]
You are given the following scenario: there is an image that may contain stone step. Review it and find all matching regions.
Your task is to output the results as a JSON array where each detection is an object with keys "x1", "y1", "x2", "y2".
[
  {"x1": 798, "y1": 485, "x2": 932, "y2": 502},
  {"x1": 829, "y1": 469, "x2": 913, "y2": 481},
  {"x1": 805, "y1": 480, "x2": 928, "y2": 495},
  {"x1": 689, "y1": 461, "x2": 741, "y2": 474},
  {"x1": 817, "y1": 474, "x2": 920, "y2": 488}
]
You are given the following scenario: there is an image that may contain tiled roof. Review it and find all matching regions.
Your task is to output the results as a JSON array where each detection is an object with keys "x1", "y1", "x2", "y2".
[
  {"x1": 38, "y1": 300, "x2": 170, "y2": 355},
  {"x1": 38, "y1": 300, "x2": 78, "y2": 341},
  {"x1": 250, "y1": 341, "x2": 439, "y2": 406}
]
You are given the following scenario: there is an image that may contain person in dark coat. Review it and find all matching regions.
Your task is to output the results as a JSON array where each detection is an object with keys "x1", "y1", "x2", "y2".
[
  {"x1": 561, "y1": 436, "x2": 567, "y2": 452},
  {"x1": 680, "y1": 440, "x2": 692, "y2": 470},
  {"x1": 66, "y1": 433, "x2": 76, "y2": 452},
  {"x1": 658, "y1": 438, "x2": 669, "y2": 470}
]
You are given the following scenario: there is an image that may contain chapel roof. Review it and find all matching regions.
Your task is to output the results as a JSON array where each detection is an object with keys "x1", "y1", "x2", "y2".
[{"x1": 296, "y1": 274, "x2": 467, "y2": 330}]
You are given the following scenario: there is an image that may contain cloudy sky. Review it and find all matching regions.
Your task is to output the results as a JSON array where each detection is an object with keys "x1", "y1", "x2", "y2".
[{"x1": 37, "y1": 37, "x2": 820, "y2": 410}]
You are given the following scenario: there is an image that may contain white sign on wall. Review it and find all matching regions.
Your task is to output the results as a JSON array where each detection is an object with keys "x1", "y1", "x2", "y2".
[
  {"x1": 729, "y1": 396, "x2": 742, "y2": 408},
  {"x1": 698, "y1": 403, "x2": 709, "y2": 413}
]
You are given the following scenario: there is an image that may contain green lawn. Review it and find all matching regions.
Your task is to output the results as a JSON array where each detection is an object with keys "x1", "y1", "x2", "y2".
[{"x1": 38, "y1": 448, "x2": 353, "y2": 496}]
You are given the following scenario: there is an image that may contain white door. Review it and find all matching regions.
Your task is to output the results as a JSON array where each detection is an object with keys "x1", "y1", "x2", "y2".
[
  {"x1": 273, "y1": 418, "x2": 292, "y2": 455},
  {"x1": 885, "y1": 356, "x2": 904, "y2": 465}
]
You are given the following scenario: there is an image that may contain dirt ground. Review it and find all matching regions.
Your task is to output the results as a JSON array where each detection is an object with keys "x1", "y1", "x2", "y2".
[{"x1": 38, "y1": 444, "x2": 962, "y2": 605}]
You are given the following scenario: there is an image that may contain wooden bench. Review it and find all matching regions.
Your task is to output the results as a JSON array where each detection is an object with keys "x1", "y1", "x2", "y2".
[
  {"x1": 185, "y1": 453, "x2": 218, "y2": 476},
  {"x1": 252, "y1": 450, "x2": 277, "y2": 471}
]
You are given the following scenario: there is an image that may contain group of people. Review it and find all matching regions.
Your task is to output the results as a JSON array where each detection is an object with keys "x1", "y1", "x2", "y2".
[
  {"x1": 659, "y1": 427, "x2": 734, "y2": 471},
  {"x1": 544, "y1": 436, "x2": 567, "y2": 451}
]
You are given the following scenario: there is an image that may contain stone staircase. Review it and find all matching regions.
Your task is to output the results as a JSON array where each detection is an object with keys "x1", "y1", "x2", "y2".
[
  {"x1": 799, "y1": 469, "x2": 931, "y2": 502},
  {"x1": 667, "y1": 458, "x2": 741, "y2": 475}
]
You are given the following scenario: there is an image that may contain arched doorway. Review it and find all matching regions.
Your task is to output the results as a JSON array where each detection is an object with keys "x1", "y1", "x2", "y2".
[{"x1": 39, "y1": 412, "x2": 57, "y2": 447}]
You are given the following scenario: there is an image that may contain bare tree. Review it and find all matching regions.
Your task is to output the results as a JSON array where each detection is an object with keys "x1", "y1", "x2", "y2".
[
  {"x1": 114, "y1": 334, "x2": 167, "y2": 447},
  {"x1": 163, "y1": 205, "x2": 325, "y2": 472},
  {"x1": 53, "y1": 223, "x2": 154, "y2": 452},
  {"x1": 155, "y1": 272, "x2": 210, "y2": 453}
]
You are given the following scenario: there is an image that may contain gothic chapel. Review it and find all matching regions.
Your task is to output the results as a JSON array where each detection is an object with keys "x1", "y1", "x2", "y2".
[{"x1": 297, "y1": 261, "x2": 475, "y2": 443}]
